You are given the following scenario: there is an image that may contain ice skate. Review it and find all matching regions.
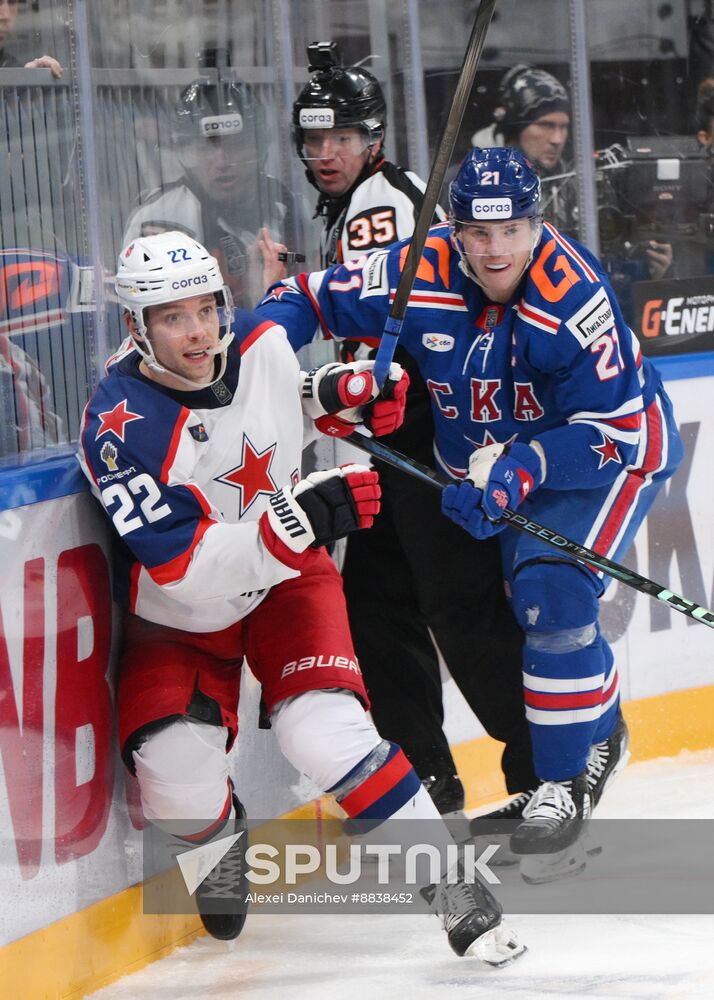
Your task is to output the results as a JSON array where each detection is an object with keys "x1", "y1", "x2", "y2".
[
  {"x1": 587, "y1": 709, "x2": 631, "y2": 807},
  {"x1": 195, "y1": 795, "x2": 249, "y2": 941},
  {"x1": 510, "y1": 772, "x2": 592, "y2": 855},
  {"x1": 518, "y1": 827, "x2": 603, "y2": 885},
  {"x1": 422, "y1": 772, "x2": 466, "y2": 817},
  {"x1": 469, "y1": 789, "x2": 536, "y2": 865},
  {"x1": 422, "y1": 866, "x2": 526, "y2": 966}
]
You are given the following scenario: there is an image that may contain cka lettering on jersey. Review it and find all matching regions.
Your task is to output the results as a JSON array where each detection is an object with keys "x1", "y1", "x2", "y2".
[
  {"x1": 431, "y1": 378, "x2": 545, "y2": 423},
  {"x1": 280, "y1": 654, "x2": 361, "y2": 679}
]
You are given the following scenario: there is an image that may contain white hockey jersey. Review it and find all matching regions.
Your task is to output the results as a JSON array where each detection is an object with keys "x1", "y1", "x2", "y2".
[{"x1": 78, "y1": 310, "x2": 315, "y2": 633}]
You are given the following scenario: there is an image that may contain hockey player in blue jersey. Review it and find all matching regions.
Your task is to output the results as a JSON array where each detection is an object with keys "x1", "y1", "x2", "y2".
[
  {"x1": 255, "y1": 147, "x2": 683, "y2": 863},
  {"x1": 77, "y1": 231, "x2": 526, "y2": 964}
]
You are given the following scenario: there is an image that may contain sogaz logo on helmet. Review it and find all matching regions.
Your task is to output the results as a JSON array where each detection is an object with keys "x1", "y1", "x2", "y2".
[
  {"x1": 200, "y1": 113, "x2": 243, "y2": 136},
  {"x1": 172, "y1": 275, "x2": 209, "y2": 290},
  {"x1": 299, "y1": 108, "x2": 335, "y2": 128},
  {"x1": 471, "y1": 198, "x2": 513, "y2": 219}
]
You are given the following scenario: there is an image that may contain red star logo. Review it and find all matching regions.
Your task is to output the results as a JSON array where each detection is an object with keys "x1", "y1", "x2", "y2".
[
  {"x1": 464, "y1": 429, "x2": 517, "y2": 451},
  {"x1": 591, "y1": 433, "x2": 622, "y2": 469},
  {"x1": 96, "y1": 400, "x2": 143, "y2": 442},
  {"x1": 262, "y1": 284, "x2": 298, "y2": 304},
  {"x1": 215, "y1": 434, "x2": 278, "y2": 515}
]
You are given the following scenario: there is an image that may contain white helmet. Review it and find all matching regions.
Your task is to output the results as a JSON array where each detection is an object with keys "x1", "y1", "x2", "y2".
[{"x1": 115, "y1": 231, "x2": 234, "y2": 386}]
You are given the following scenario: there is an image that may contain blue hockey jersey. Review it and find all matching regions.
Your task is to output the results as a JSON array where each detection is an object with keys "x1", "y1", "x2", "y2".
[{"x1": 256, "y1": 221, "x2": 667, "y2": 490}]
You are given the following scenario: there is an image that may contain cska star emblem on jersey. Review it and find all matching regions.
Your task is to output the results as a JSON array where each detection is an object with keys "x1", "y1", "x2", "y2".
[
  {"x1": 591, "y1": 432, "x2": 622, "y2": 469},
  {"x1": 261, "y1": 283, "x2": 300, "y2": 305},
  {"x1": 96, "y1": 399, "x2": 144, "y2": 442},
  {"x1": 215, "y1": 433, "x2": 278, "y2": 516},
  {"x1": 464, "y1": 429, "x2": 517, "y2": 451}
]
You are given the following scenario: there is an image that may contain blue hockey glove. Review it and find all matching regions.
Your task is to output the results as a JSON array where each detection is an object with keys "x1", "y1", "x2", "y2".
[
  {"x1": 441, "y1": 482, "x2": 506, "y2": 540},
  {"x1": 467, "y1": 441, "x2": 544, "y2": 521}
]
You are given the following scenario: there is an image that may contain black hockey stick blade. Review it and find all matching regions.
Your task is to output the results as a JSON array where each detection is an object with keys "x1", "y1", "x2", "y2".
[
  {"x1": 346, "y1": 430, "x2": 714, "y2": 631},
  {"x1": 372, "y1": 0, "x2": 498, "y2": 387}
]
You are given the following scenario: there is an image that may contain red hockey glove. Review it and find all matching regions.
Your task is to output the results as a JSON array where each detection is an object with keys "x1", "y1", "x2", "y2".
[
  {"x1": 300, "y1": 361, "x2": 409, "y2": 437},
  {"x1": 259, "y1": 464, "x2": 381, "y2": 568}
]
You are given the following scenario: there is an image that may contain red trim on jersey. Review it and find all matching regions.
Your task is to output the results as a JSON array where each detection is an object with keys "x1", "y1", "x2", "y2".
[
  {"x1": 128, "y1": 561, "x2": 141, "y2": 614},
  {"x1": 240, "y1": 320, "x2": 274, "y2": 355},
  {"x1": 639, "y1": 400, "x2": 665, "y2": 475},
  {"x1": 339, "y1": 748, "x2": 413, "y2": 816},
  {"x1": 296, "y1": 272, "x2": 333, "y2": 340},
  {"x1": 160, "y1": 408, "x2": 190, "y2": 483},
  {"x1": 147, "y1": 517, "x2": 214, "y2": 585},
  {"x1": 544, "y1": 222, "x2": 598, "y2": 283},
  {"x1": 390, "y1": 290, "x2": 466, "y2": 308},
  {"x1": 184, "y1": 482, "x2": 213, "y2": 516},
  {"x1": 517, "y1": 302, "x2": 560, "y2": 331},
  {"x1": 592, "y1": 400, "x2": 664, "y2": 555},
  {"x1": 601, "y1": 412, "x2": 642, "y2": 431}
]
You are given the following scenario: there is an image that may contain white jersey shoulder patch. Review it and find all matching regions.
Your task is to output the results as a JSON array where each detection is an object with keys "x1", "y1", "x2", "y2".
[
  {"x1": 359, "y1": 250, "x2": 390, "y2": 299},
  {"x1": 564, "y1": 287, "x2": 615, "y2": 348}
]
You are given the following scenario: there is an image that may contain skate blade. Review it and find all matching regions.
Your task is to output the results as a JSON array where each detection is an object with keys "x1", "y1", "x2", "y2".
[
  {"x1": 471, "y1": 834, "x2": 520, "y2": 867},
  {"x1": 520, "y1": 841, "x2": 587, "y2": 885},
  {"x1": 465, "y1": 921, "x2": 528, "y2": 967}
]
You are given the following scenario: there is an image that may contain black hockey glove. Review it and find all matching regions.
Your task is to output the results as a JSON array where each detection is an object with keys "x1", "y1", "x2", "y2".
[{"x1": 259, "y1": 464, "x2": 381, "y2": 568}]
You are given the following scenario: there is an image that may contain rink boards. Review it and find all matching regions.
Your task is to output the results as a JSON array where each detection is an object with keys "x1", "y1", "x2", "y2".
[{"x1": 0, "y1": 368, "x2": 713, "y2": 998}]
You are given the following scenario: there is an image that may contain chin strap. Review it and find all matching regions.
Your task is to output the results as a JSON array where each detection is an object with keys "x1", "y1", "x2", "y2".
[{"x1": 136, "y1": 329, "x2": 234, "y2": 390}]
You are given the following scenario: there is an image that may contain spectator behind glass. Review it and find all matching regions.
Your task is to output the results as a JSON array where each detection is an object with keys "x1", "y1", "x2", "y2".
[
  {"x1": 122, "y1": 48, "x2": 296, "y2": 310},
  {"x1": 0, "y1": 0, "x2": 63, "y2": 77},
  {"x1": 472, "y1": 64, "x2": 577, "y2": 235},
  {"x1": 472, "y1": 64, "x2": 673, "y2": 287}
]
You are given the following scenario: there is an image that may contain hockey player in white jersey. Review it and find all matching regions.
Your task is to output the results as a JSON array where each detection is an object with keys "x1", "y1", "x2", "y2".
[{"x1": 77, "y1": 231, "x2": 525, "y2": 965}]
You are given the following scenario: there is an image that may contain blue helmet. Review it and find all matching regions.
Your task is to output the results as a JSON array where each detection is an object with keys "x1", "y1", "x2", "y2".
[{"x1": 449, "y1": 147, "x2": 541, "y2": 223}]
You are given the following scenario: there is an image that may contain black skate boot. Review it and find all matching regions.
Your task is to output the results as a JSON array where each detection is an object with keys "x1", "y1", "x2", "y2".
[
  {"x1": 421, "y1": 866, "x2": 526, "y2": 966},
  {"x1": 587, "y1": 709, "x2": 631, "y2": 808},
  {"x1": 195, "y1": 795, "x2": 249, "y2": 941},
  {"x1": 510, "y1": 772, "x2": 592, "y2": 856},
  {"x1": 469, "y1": 789, "x2": 536, "y2": 865},
  {"x1": 422, "y1": 772, "x2": 466, "y2": 817}
]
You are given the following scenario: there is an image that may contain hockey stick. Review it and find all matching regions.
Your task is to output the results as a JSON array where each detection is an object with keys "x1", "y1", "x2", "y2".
[
  {"x1": 345, "y1": 430, "x2": 714, "y2": 631},
  {"x1": 371, "y1": 0, "x2": 498, "y2": 388}
]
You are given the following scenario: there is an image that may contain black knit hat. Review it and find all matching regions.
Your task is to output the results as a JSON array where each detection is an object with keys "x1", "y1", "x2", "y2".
[{"x1": 494, "y1": 65, "x2": 570, "y2": 138}]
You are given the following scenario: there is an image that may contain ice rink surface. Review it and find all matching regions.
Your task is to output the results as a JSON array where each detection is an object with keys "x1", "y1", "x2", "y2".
[{"x1": 91, "y1": 750, "x2": 714, "y2": 1000}]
